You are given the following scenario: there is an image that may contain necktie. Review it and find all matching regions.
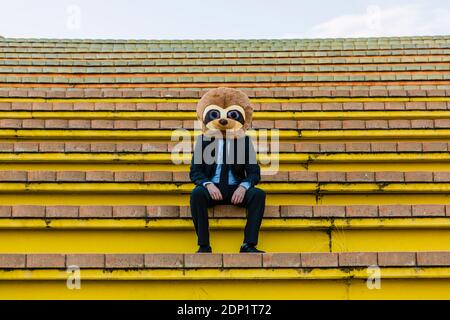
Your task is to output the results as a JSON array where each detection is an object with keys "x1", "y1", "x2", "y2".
[{"x1": 218, "y1": 139, "x2": 228, "y2": 190}]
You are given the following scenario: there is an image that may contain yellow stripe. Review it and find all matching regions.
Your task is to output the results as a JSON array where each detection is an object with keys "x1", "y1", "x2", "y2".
[
  {"x1": 0, "y1": 182, "x2": 448, "y2": 193},
  {"x1": 0, "y1": 97, "x2": 450, "y2": 103},
  {"x1": 0, "y1": 129, "x2": 449, "y2": 140},
  {"x1": 0, "y1": 152, "x2": 448, "y2": 172},
  {"x1": 0, "y1": 278, "x2": 449, "y2": 299},
  {"x1": 1, "y1": 110, "x2": 450, "y2": 120},
  {"x1": 0, "y1": 225, "x2": 448, "y2": 253},
  {"x1": 0, "y1": 152, "x2": 448, "y2": 164},
  {"x1": 0, "y1": 228, "x2": 329, "y2": 253},
  {"x1": 0, "y1": 193, "x2": 446, "y2": 206},
  {"x1": 3, "y1": 162, "x2": 449, "y2": 172},
  {"x1": 0, "y1": 268, "x2": 449, "y2": 281},
  {"x1": 0, "y1": 218, "x2": 448, "y2": 230},
  {"x1": 300, "y1": 129, "x2": 450, "y2": 140}
]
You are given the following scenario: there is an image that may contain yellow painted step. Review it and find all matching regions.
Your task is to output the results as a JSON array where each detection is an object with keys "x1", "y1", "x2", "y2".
[
  {"x1": 1, "y1": 110, "x2": 450, "y2": 120},
  {"x1": 2, "y1": 267, "x2": 450, "y2": 281},
  {"x1": 0, "y1": 152, "x2": 448, "y2": 164},
  {"x1": 3, "y1": 162, "x2": 450, "y2": 172},
  {"x1": 0, "y1": 218, "x2": 449, "y2": 253},
  {"x1": 1, "y1": 129, "x2": 449, "y2": 141},
  {"x1": 1, "y1": 152, "x2": 448, "y2": 171},
  {"x1": 0, "y1": 182, "x2": 447, "y2": 194},
  {"x1": 1, "y1": 270, "x2": 450, "y2": 299},
  {"x1": 0, "y1": 192, "x2": 447, "y2": 206}
]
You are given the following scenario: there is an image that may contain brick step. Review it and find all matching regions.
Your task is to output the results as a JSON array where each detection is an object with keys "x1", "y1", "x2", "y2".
[
  {"x1": 0, "y1": 181, "x2": 447, "y2": 195},
  {"x1": 2, "y1": 35, "x2": 448, "y2": 43},
  {"x1": 0, "y1": 252, "x2": 449, "y2": 299},
  {"x1": 3, "y1": 36, "x2": 447, "y2": 46},
  {"x1": 0, "y1": 190, "x2": 441, "y2": 207},
  {"x1": 8, "y1": 45, "x2": 448, "y2": 53},
  {"x1": 1, "y1": 36, "x2": 448, "y2": 47},
  {"x1": 0, "y1": 110, "x2": 450, "y2": 125},
  {"x1": 0, "y1": 88, "x2": 448, "y2": 98},
  {"x1": 1, "y1": 46, "x2": 449, "y2": 56},
  {"x1": 2, "y1": 204, "x2": 448, "y2": 218},
  {"x1": 1, "y1": 170, "x2": 449, "y2": 183},
  {"x1": 1, "y1": 142, "x2": 448, "y2": 153},
  {"x1": 0, "y1": 217, "x2": 448, "y2": 253},
  {"x1": 257, "y1": 119, "x2": 450, "y2": 129},
  {"x1": 2, "y1": 101, "x2": 450, "y2": 112},
  {"x1": 2, "y1": 42, "x2": 448, "y2": 52},
  {"x1": 9, "y1": 37, "x2": 441, "y2": 46},
  {"x1": 11, "y1": 38, "x2": 443, "y2": 46},
  {"x1": 2, "y1": 118, "x2": 450, "y2": 130},
  {"x1": 0, "y1": 151, "x2": 447, "y2": 172},
  {"x1": 1, "y1": 72, "x2": 449, "y2": 85},
  {"x1": 3, "y1": 110, "x2": 450, "y2": 120},
  {"x1": 3, "y1": 84, "x2": 450, "y2": 91},
  {"x1": 0, "y1": 41, "x2": 440, "y2": 51},
  {"x1": 1, "y1": 252, "x2": 449, "y2": 269},
  {"x1": 0, "y1": 129, "x2": 448, "y2": 142},
  {"x1": 3, "y1": 64, "x2": 450, "y2": 74},
  {"x1": 3, "y1": 56, "x2": 450, "y2": 67}
]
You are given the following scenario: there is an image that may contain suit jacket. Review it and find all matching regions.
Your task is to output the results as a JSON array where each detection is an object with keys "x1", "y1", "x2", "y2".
[{"x1": 190, "y1": 134, "x2": 260, "y2": 187}]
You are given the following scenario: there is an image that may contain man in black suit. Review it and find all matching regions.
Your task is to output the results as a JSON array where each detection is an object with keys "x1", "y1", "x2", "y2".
[{"x1": 189, "y1": 87, "x2": 265, "y2": 253}]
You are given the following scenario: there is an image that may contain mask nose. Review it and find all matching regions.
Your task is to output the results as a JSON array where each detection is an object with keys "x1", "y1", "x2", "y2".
[{"x1": 219, "y1": 119, "x2": 228, "y2": 126}]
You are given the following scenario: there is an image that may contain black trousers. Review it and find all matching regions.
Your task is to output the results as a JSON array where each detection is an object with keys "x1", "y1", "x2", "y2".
[{"x1": 190, "y1": 184, "x2": 266, "y2": 246}]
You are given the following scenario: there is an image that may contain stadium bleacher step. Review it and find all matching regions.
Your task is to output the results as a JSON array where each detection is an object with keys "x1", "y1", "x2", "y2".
[
  {"x1": 0, "y1": 252, "x2": 450, "y2": 299},
  {"x1": 0, "y1": 36, "x2": 449, "y2": 298}
]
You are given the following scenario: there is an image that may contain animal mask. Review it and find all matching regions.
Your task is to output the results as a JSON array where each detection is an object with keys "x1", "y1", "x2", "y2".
[{"x1": 196, "y1": 87, "x2": 253, "y2": 138}]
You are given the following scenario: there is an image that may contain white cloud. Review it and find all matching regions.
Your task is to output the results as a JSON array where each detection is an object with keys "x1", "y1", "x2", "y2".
[{"x1": 284, "y1": 4, "x2": 450, "y2": 38}]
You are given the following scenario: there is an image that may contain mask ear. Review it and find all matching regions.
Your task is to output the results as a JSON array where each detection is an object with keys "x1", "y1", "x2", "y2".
[{"x1": 243, "y1": 105, "x2": 253, "y2": 130}]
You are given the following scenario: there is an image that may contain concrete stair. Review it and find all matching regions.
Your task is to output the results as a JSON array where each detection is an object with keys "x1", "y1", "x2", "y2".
[
  {"x1": 0, "y1": 36, "x2": 449, "y2": 299},
  {"x1": 1, "y1": 252, "x2": 450, "y2": 299}
]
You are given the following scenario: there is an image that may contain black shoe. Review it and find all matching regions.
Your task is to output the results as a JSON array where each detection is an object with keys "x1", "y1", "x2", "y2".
[
  {"x1": 240, "y1": 243, "x2": 265, "y2": 253},
  {"x1": 196, "y1": 245, "x2": 212, "y2": 253}
]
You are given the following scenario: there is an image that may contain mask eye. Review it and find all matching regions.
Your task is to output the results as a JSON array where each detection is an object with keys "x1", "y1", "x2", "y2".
[
  {"x1": 204, "y1": 109, "x2": 221, "y2": 123},
  {"x1": 209, "y1": 110, "x2": 220, "y2": 119},
  {"x1": 208, "y1": 110, "x2": 220, "y2": 119},
  {"x1": 227, "y1": 110, "x2": 239, "y2": 120},
  {"x1": 226, "y1": 110, "x2": 244, "y2": 124}
]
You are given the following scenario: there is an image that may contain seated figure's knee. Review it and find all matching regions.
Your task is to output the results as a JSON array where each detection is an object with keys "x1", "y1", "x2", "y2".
[
  {"x1": 253, "y1": 187, "x2": 266, "y2": 200},
  {"x1": 191, "y1": 186, "x2": 209, "y2": 201},
  {"x1": 247, "y1": 187, "x2": 266, "y2": 202}
]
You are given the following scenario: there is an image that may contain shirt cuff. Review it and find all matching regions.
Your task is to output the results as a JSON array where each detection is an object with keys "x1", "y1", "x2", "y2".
[
  {"x1": 239, "y1": 182, "x2": 251, "y2": 190},
  {"x1": 202, "y1": 181, "x2": 213, "y2": 187}
]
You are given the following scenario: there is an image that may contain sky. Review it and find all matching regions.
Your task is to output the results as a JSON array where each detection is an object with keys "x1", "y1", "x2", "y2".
[{"x1": 0, "y1": 0, "x2": 449, "y2": 39}]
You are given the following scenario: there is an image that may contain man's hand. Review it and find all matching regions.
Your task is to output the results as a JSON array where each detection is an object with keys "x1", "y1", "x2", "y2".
[
  {"x1": 206, "y1": 183, "x2": 223, "y2": 201},
  {"x1": 231, "y1": 186, "x2": 246, "y2": 204}
]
